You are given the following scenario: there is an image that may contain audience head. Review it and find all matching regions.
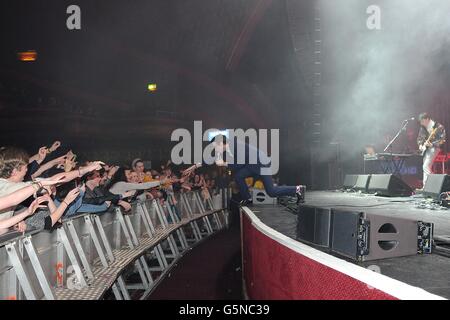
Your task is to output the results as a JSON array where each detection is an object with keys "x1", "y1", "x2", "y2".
[
  {"x1": 419, "y1": 112, "x2": 432, "y2": 127},
  {"x1": 124, "y1": 169, "x2": 131, "y2": 180},
  {"x1": 131, "y1": 158, "x2": 145, "y2": 173},
  {"x1": 85, "y1": 170, "x2": 102, "y2": 188},
  {"x1": 0, "y1": 146, "x2": 29, "y2": 182},
  {"x1": 128, "y1": 171, "x2": 140, "y2": 183},
  {"x1": 109, "y1": 167, "x2": 129, "y2": 186}
]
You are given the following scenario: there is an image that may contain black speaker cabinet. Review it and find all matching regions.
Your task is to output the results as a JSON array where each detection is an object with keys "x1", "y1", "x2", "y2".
[
  {"x1": 354, "y1": 174, "x2": 371, "y2": 192},
  {"x1": 423, "y1": 174, "x2": 450, "y2": 199},
  {"x1": 296, "y1": 206, "x2": 332, "y2": 247},
  {"x1": 367, "y1": 174, "x2": 412, "y2": 197},
  {"x1": 330, "y1": 209, "x2": 433, "y2": 261},
  {"x1": 328, "y1": 210, "x2": 366, "y2": 259},
  {"x1": 343, "y1": 174, "x2": 359, "y2": 189}
]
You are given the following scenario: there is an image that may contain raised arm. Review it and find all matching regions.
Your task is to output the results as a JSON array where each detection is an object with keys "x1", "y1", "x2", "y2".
[
  {"x1": 182, "y1": 163, "x2": 202, "y2": 177},
  {"x1": 182, "y1": 158, "x2": 228, "y2": 178},
  {"x1": 49, "y1": 161, "x2": 105, "y2": 183},
  {"x1": 31, "y1": 155, "x2": 66, "y2": 179},
  {"x1": 28, "y1": 147, "x2": 47, "y2": 164},
  {"x1": 113, "y1": 180, "x2": 162, "y2": 193},
  {"x1": 0, "y1": 197, "x2": 47, "y2": 230},
  {"x1": 28, "y1": 141, "x2": 61, "y2": 165},
  {"x1": 47, "y1": 188, "x2": 80, "y2": 226},
  {"x1": 0, "y1": 176, "x2": 65, "y2": 210}
]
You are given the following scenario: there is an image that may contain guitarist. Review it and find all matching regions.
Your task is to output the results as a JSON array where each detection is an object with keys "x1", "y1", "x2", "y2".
[{"x1": 417, "y1": 112, "x2": 446, "y2": 186}]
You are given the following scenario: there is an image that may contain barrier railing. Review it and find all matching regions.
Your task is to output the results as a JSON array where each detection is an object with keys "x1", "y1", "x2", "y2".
[{"x1": 0, "y1": 188, "x2": 230, "y2": 300}]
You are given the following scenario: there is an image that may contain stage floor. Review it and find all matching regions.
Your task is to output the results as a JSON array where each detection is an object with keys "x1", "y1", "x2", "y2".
[{"x1": 248, "y1": 191, "x2": 450, "y2": 299}]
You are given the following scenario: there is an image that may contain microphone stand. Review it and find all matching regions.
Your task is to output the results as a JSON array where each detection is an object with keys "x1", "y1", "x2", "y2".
[
  {"x1": 382, "y1": 119, "x2": 411, "y2": 176},
  {"x1": 383, "y1": 120, "x2": 409, "y2": 153}
]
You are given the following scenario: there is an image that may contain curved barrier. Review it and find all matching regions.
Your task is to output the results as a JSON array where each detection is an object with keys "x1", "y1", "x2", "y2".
[
  {"x1": 241, "y1": 207, "x2": 444, "y2": 300},
  {"x1": 0, "y1": 189, "x2": 230, "y2": 300}
]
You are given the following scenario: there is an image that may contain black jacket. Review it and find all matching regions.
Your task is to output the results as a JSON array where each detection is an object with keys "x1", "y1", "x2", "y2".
[{"x1": 83, "y1": 185, "x2": 121, "y2": 205}]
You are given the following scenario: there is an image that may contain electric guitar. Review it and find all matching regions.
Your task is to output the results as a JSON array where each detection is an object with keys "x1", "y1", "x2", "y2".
[{"x1": 419, "y1": 127, "x2": 438, "y2": 156}]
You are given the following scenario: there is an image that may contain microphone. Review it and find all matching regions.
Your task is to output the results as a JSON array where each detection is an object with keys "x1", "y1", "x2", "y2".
[{"x1": 401, "y1": 117, "x2": 415, "y2": 131}]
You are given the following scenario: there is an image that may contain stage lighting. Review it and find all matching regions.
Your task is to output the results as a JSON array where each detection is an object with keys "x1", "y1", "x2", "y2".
[
  {"x1": 147, "y1": 83, "x2": 157, "y2": 92},
  {"x1": 17, "y1": 50, "x2": 37, "y2": 62}
]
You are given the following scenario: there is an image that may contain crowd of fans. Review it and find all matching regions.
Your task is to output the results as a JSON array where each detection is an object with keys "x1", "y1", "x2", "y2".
[{"x1": 0, "y1": 141, "x2": 231, "y2": 237}]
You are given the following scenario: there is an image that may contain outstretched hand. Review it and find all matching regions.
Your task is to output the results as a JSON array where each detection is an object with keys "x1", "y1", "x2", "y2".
[
  {"x1": 37, "y1": 147, "x2": 48, "y2": 163},
  {"x1": 85, "y1": 161, "x2": 105, "y2": 173},
  {"x1": 14, "y1": 221, "x2": 27, "y2": 233},
  {"x1": 119, "y1": 200, "x2": 132, "y2": 212},
  {"x1": 54, "y1": 154, "x2": 68, "y2": 166},
  {"x1": 64, "y1": 187, "x2": 81, "y2": 204},
  {"x1": 182, "y1": 164, "x2": 197, "y2": 177},
  {"x1": 27, "y1": 196, "x2": 48, "y2": 216},
  {"x1": 161, "y1": 177, "x2": 178, "y2": 186},
  {"x1": 108, "y1": 165, "x2": 119, "y2": 178},
  {"x1": 49, "y1": 141, "x2": 61, "y2": 152}
]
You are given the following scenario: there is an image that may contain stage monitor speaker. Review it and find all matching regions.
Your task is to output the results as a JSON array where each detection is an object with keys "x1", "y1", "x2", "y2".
[
  {"x1": 330, "y1": 209, "x2": 433, "y2": 261},
  {"x1": 343, "y1": 174, "x2": 359, "y2": 189},
  {"x1": 296, "y1": 206, "x2": 332, "y2": 247},
  {"x1": 367, "y1": 174, "x2": 412, "y2": 197},
  {"x1": 423, "y1": 174, "x2": 450, "y2": 199},
  {"x1": 251, "y1": 188, "x2": 277, "y2": 205},
  {"x1": 354, "y1": 174, "x2": 371, "y2": 192}
]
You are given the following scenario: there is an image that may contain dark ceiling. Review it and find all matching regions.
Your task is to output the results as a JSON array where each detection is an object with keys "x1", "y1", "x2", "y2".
[{"x1": 0, "y1": 0, "x2": 314, "y2": 181}]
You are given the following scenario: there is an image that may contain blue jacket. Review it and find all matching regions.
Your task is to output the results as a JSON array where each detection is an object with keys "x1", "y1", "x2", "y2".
[{"x1": 225, "y1": 139, "x2": 269, "y2": 171}]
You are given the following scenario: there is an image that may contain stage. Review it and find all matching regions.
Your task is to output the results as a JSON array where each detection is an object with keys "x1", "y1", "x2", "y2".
[{"x1": 240, "y1": 191, "x2": 450, "y2": 300}]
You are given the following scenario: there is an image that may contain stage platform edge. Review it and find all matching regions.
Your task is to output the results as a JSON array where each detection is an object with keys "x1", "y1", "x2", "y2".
[{"x1": 240, "y1": 206, "x2": 445, "y2": 300}]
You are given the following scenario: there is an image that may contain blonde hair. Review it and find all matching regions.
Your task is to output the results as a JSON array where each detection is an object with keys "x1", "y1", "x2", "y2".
[{"x1": 0, "y1": 146, "x2": 29, "y2": 178}]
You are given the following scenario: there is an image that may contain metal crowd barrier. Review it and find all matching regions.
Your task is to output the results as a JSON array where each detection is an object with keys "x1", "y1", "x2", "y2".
[{"x1": 0, "y1": 189, "x2": 230, "y2": 300}]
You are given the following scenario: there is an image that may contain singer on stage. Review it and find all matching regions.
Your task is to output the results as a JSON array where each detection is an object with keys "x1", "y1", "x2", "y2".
[{"x1": 183, "y1": 134, "x2": 304, "y2": 206}]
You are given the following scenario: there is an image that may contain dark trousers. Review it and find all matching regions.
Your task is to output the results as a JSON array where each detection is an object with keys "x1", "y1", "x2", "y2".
[{"x1": 234, "y1": 165, "x2": 297, "y2": 200}]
